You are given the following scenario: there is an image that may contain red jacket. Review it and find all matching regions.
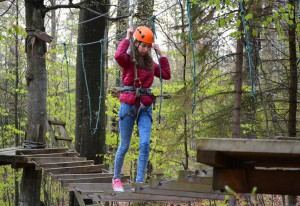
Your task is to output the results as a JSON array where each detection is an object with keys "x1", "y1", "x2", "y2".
[{"x1": 114, "y1": 39, "x2": 171, "y2": 106}]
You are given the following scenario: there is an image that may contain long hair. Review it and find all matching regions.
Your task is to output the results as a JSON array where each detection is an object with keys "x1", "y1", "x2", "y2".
[{"x1": 130, "y1": 41, "x2": 153, "y2": 71}]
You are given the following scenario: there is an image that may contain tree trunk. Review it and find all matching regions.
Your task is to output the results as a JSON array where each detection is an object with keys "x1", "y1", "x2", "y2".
[
  {"x1": 75, "y1": 0, "x2": 108, "y2": 165},
  {"x1": 20, "y1": 0, "x2": 47, "y2": 205},
  {"x1": 232, "y1": 7, "x2": 244, "y2": 139},
  {"x1": 287, "y1": 0, "x2": 297, "y2": 137},
  {"x1": 287, "y1": 0, "x2": 297, "y2": 204},
  {"x1": 14, "y1": 0, "x2": 20, "y2": 205}
]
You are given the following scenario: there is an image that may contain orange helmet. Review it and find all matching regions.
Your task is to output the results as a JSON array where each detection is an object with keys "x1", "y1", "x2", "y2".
[{"x1": 133, "y1": 26, "x2": 154, "y2": 44}]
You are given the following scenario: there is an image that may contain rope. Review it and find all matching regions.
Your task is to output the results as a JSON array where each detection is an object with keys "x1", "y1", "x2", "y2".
[
  {"x1": 239, "y1": 0, "x2": 256, "y2": 102},
  {"x1": 186, "y1": 0, "x2": 197, "y2": 113},
  {"x1": 298, "y1": 0, "x2": 300, "y2": 18},
  {"x1": 23, "y1": 140, "x2": 46, "y2": 149},
  {"x1": 76, "y1": 1, "x2": 179, "y2": 46},
  {"x1": 92, "y1": 40, "x2": 104, "y2": 134},
  {"x1": 63, "y1": 43, "x2": 71, "y2": 119},
  {"x1": 151, "y1": 16, "x2": 163, "y2": 124},
  {"x1": 80, "y1": 44, "x2": 93, "y2": 129}
]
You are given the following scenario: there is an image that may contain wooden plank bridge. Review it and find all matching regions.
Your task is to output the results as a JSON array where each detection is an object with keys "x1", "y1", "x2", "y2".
[{"x1": 0, "y1": 147, "x2": 229, "y2": 205}]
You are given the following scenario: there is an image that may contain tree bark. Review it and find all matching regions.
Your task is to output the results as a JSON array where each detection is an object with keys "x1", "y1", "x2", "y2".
[
  {"x1": 75, "y1": 0, "x2": 108, "y2": 164},
  {"x1": 287, "y1": 0, "x2": 297, "y2": 137},
  {"x1": 232, "y1": 6, "x2": 244, "y2": 139},
  {"x1": 287, "y1": 0, "x2": 297, "y2": 204},
  {"x1": 20, "y1": 0, "x2": 47, "y2": 205}
]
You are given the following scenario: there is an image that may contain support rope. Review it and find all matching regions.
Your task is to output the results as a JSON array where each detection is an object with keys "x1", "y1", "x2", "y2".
[
  {"x1": 186, "y1": 0, "x2": 197, "y2": 113},
  {"x1": 151, "y1": 16, "x2": 163, "y2": 124},
  {"x1": 93, "y1": 40, "x2": 104, "y2": 134},
  {"x1": 239, "y1": 0, "x2": 256, "y2": 102},
  {"x1": 80, "y1": 44, "x2": 92, "y2": 129},
  {"x1": 63, "y1": 43, "x2": 71, "y2": 119}
]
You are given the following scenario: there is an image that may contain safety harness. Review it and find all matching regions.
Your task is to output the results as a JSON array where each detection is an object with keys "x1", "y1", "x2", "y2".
[{"x1": 119, "y1": 86, "x2": 156, "y2": 125}]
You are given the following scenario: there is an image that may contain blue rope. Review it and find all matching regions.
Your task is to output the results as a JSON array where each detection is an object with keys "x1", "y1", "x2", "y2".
[
  {"x1": 239, "y1": 0, "x2": 256, "y2": 102},
  {"x1": 93, "y1": 41, "x2": 104, "y2": 134},
  {"x1": 298, "y1": 0, "x2": 300, "y2": 18},
  {"x1": 80, "y1": 44, "x2": 92, "y2": 129},
  {"x1": 151, "y1": 16, "x2": 163, "y2": 124},
  {"x1": 63, "y1": 43, "x2": 71, "y2": 119},
  {"x1": 186, "y1": 0, "x2": 197, "y2": 113}
]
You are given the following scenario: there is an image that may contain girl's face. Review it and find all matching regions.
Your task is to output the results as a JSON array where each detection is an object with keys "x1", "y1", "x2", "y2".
[{"x1": 135, "y1": 41, "x2": 152, "y2": 56}]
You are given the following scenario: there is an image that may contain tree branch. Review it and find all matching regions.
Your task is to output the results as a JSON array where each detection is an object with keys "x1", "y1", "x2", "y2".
[
  {"x1": 45, "y1": 1, "x2": 130, "y2": 22},
  {"x1": 0, "y1": 0, "x2": 14, "y2": 17}
]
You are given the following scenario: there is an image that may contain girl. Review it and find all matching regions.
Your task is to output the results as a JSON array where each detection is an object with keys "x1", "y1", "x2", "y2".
[{"x1": 112, "y1": 25, "x2": 171, "y2": 192}]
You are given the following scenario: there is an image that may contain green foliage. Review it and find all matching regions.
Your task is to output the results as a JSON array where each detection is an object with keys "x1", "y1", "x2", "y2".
[{"x1": 7, "y1": 25, "x2": 27, "y2": 38}]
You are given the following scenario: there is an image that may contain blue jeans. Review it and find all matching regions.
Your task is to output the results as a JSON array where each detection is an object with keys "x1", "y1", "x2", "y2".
[{"x1": 113, "y1": 102, "x2": 152, "y2": 182}]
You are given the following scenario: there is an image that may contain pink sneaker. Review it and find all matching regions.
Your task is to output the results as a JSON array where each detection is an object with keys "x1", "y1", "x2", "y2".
[{"x1": 112, "y1": 178, "x2": 124, "y2": 192}]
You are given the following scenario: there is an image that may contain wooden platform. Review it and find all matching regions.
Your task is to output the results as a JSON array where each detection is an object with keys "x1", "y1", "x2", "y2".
[
  {"x1": 196, "y1": 138, "x2": 300, "y2": 195},
  {"x1": 0, "y1": 147, "x2": 231, "y2": 205}
]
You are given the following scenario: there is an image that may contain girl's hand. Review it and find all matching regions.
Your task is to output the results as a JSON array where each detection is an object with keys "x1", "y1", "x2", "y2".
[
  {"x1": 152, "y1": 43, "x2": 162, "y2": 56},
  {"x1": 126, "y1": 26, "x2": 134, "y2": 39}
]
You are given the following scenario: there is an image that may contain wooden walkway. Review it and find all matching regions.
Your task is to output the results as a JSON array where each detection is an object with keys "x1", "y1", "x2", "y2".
[
  {"x1": 196, "y1": 137, "x2": 300, "y2": 196},
  {"x1": 0, "y1": 147, "x2": 229, "y2": 205}
]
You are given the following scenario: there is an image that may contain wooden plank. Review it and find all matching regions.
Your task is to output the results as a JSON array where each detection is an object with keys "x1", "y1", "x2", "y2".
[
  {"x1": 197, "y1": 151, "x2": 244, "y2": 168},
  {"x1": 134, "y1": 188, "x2": 226, "y2": 200},
  {"x1": 197, "y1": 138, "x2": 300, "y2": 168},
  {"x1": 25, "y1": 157, "x2": 86, "y2": 164},
  {"x1": 61, "y1": 175, "x2": 130, "y2": 187},
  {"x1": 74, "y1": 191, "x2": 86, "y2": 206},
  {"x1": 52, "y1": 173, "x2": 114, "y2": 180},
  {"x1": 88, "y1": 191, "x2": 219, "y2": 202},
  {"x1": 213, "y1": 168, "x2": 300, "y2": 195},
  {"x1": 149, "y1": 179, "x2": 221, "y2": 194},
  {"x1": 197, "y1": 138, "x2": 300, "y2": 154},
  {"x1": 177, "y1": 170, "x2": 213, "y2": 185},
  {"x1": 22, "y1": 152, "x2": 79, "y2": 158},
  {"x1": 35, "y1": 160, "x2": 94, "y2": 170},
  {"x1": 48, "y1": 119, "x2": 66, "y2": 126},
  {"x1": 55, "y1": 136, "x2": 72, "y2": 141},
  {"x1": 68, "y1": 183, "x2": 132, "y2": 192},
  {"x1": 16, "y1": 148, "x2": 69, "y2": 155},
  {"x1": 44, "y1": 164, "x2": 104, "y2": 174},
  {"x1": 0, "y1": 155, "x2": 26, "y2": 163},
  {"x1": 0, "y1": 147, "x2": 18, "y2": 155}
]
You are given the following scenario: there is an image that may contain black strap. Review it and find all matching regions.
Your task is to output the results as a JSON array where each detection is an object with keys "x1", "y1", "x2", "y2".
[
  {"x1": 120, "y1": 106, "x2": 136, "y2": 121},
  {"x1": 136, "y1": 104, "x2": 153, "y2": 126}
]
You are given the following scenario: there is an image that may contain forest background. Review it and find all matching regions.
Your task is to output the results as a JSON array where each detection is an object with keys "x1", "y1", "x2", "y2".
[{"x1": 0, "y1": 0, "x2": 299, "y2": 205}]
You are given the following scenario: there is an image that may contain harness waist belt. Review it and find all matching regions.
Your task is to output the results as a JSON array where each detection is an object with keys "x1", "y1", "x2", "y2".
[{"x1": 121, "y1": 86, "x2": 152, "y2": 94}]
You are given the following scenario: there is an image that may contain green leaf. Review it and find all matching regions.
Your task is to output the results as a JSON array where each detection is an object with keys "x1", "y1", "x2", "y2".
[
  {"x1": 252, "y1": 29, "x2": 258, "y2": 37},
  {"x1": 245, "y1": 13, "x2": 253, "y2": 21},
  {"x1": 288, "y1": 20, "x2": 294, "y2": 25},
  {"x1": 220, "y1": 18, "x2": 226, "y2": 28}
]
